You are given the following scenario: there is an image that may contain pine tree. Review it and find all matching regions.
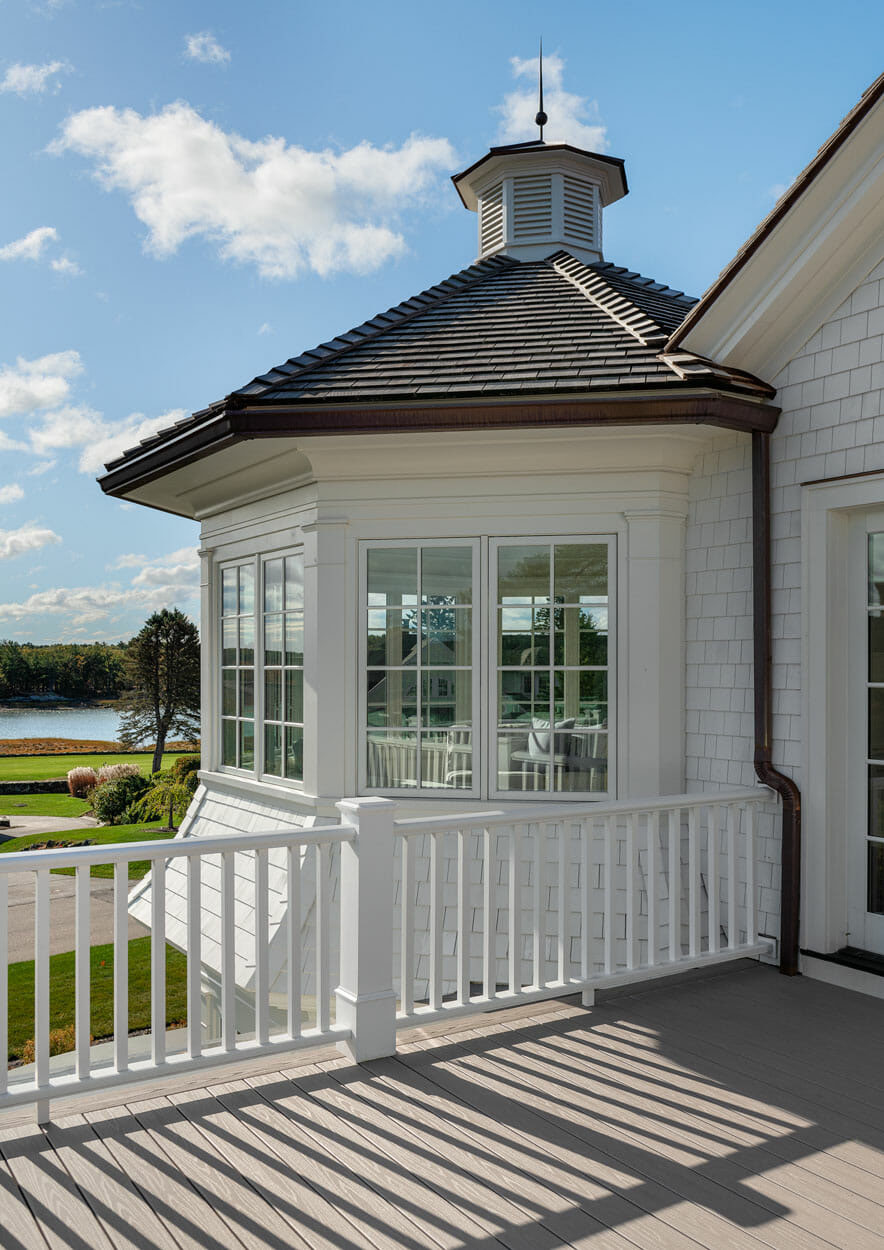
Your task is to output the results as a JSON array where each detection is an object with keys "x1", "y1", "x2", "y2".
[{"x1": 118, "y1": 609, "x2": 200, "y2": 772}]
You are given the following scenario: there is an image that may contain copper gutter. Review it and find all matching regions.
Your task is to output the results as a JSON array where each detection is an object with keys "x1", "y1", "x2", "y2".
[{"x1": 752, "y1": 430, "x2": 801, "y2": 975}]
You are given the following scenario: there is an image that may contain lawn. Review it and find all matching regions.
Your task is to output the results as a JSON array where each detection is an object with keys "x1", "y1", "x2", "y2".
[
  {"x1": 0, "y1": 823, "x2": 177, "y2": 878},
  {"x1": 7, "y1": 936, "x2": 187, "y2": 1064},
  {"x1": 0, "y1": 793, "x2": 90, "y2": 817},
  {"x1": 0, "y1": 752, "x2": 194, "y2": 782}
]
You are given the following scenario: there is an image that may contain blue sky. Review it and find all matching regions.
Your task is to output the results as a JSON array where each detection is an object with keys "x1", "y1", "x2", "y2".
[{"x1": 0, "y1": 0, "x2": 880, "y2": 643}]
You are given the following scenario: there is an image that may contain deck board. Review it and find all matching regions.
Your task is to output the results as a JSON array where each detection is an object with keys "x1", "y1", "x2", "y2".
[{"x1": 0, "y1": 962, "x2": 882, "y2": 1249}]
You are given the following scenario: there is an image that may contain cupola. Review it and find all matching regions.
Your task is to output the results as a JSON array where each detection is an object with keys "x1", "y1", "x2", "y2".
[{"x1": 452, "y1": 140, "x2": 628, "y2": 266}]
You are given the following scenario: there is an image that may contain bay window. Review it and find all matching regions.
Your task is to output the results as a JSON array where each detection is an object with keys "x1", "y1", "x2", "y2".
[{"x1": 220, "y1": 562, "x2": 255, "y2": 768}]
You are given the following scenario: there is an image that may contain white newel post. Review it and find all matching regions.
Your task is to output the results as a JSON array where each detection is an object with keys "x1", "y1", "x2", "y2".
[{"x1": 335, "y1": 797, "x2": 398, "y2": 1062}]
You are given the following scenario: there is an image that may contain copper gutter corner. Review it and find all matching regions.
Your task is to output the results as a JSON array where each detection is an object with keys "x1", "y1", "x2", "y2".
[{"x1": 752, "y1": 430, "x2": 802, "y2": 975}]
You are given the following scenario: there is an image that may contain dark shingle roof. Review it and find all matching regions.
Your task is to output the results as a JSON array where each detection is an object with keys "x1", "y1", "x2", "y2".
[{"x1": 102, "y1": 249, "x2": 774, "y2": 477}]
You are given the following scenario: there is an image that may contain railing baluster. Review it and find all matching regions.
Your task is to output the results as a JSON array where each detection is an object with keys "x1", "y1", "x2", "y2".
[
  {"x1": 669, "y1": 809, "x2": 681, "y2": 962},
  {"x1": 254, "y1": 850, "x2": 269, "y2": 1046},
  {"x1": 456, "y1": 828, "x2": 468, "y2": 1005},
  {"x1": 187, "y1": 857, "x2": 202, "y2": 1059},
  {"x1": 508, "y1": 826, "x2": 521, "y2": 994},
  {"x1": 151, "y1": 858, "x2": 166, "y2": 1066},
  {"x1": 603, "y1": 815, "x2": 613, "y2": 975},
  {"x1": 557, "y1": 823, "x2": 568, "y2": 985},
  {"x1": 626, "y1": 812, "x2": 636, "y2": 971},
  {"x1": 401, "y1": 835, "x2": 415, "y2": 1016},
  {"x1": 75, "y1": 864, "x2": 90, "y2": 1081},
  {"x1": 647, "y1": 810, "x2": 658, "y2": 967},
  {"x1": 221, "y1": 850, "x2": 236, "y2": 1052},
  {"x1": 688, "y1": 806, "x2": 700, "y2": 958},
  {"x1": 580, "y1": 819, "x2": 592, "y2": 982},
  {"x1": 746, "y1": 804, "x2": 757, "y2": 946},
  {"x1": 430, "y1": 833, "x2": 443, "y2": 1011},
  {"x1": 0, "y1": 876, "x2": 7, "y2": 1097},
  {"x1": 727, "y1": 804, "x2": 738, "y2": 950},
  {"x1": 34, "y1": 870, "x2": 50, "y2": 1122},
  {"x1": 708, "y1": 804, "x2": 720, "y2": 954},
  {"x1": 482, "y1": 827, "x2": 494, "y2": 1000},
  {"x1": 113, "y1": 862, "x2": 128, "y2": 1073},
  {"x1": 287, "y1": 845, "x2": 302, "y2": 1040},
  {"x1": 316, "y1": 843, "x2": 330, "y2": 1033},
  {"x1": 533, "y1": 823, "x2": 545, "y2": 988}
]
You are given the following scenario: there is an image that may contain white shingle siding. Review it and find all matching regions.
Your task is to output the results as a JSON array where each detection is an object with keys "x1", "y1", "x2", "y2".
[{"x1": 684, "y1": 257, "x2": 884, "y2": 950}]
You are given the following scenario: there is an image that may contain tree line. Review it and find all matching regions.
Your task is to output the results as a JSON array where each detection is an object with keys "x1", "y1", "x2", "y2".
[{"x1": 0, "y1": 640, "x2": 129, "y2": 701}]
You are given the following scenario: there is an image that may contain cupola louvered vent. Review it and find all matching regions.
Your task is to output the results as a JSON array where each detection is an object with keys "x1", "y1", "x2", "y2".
[
  {"x1": 512, "y1": 174, "x2": 553, "y2": 238},
  {"x1": 479, "y1": 182, "x2": 504, "y2": 255},
  {"x1": 563, "y1": 176, "x2": 596, "y2": 248}
]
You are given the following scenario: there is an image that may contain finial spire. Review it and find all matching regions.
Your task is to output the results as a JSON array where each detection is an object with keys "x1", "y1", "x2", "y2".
[{"x1": 535, "y1": 38, "x2": 548, "y2": 141}]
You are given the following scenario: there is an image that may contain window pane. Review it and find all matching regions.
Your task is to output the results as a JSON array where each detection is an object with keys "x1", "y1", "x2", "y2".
[
  {"x1": 285, "y1": 555, "x2": 304, "y2": 610},
  {"x1": 421, "y1": 547, "x2": 472, "y2": 605},
  {"x1": 239, "y1": 670, "x2": 254, "y2": 719},
  {"x1": 264, "y1": 615, "x2": 282, "y2": 667},
  {"x1": 869, "y1": 842, "x2": 884, "y2": 915},
  {"x1": 498, "y1": 670, "x2": 548, "y2": 727},
  {"x1": 264, "y1": 723, "x2": 282, "y2": 776},
  {"x1": 222, "y1": 569, "x2": 237, "y2": 617},
  {"x1": 222, "y1": 719, "x2": 237, "y2": 766},
  {"x1": 553, "y1": 672, "x2": 607, "y2": 727},
  {"x1": 239, "y1": 565, "x2": 255, "y2": 615},
  {"x1": 222, "y1": 619, "x2": 237, "y2": 666},
  {"x1": 554, "y1": 544, "x2": 607, "y2": 602},
  {"x1": 285, "y1": 726, "x2": 303, "y2": 781},
  {"x1": 430, "y1": 727, "x2": 472, "y2": 790},
  {"x1": 367, "y1": 610, "x2": 418, "y2": 666},
  {"x1": 869, "y1": 764, "x2": 884, "y2": 838},
  {"x1": 367, "y1": 669, "x2": 417, "y2": 727},
  {"x1": 239, "y1": 616, "x2": 255, "y2": 666},
  {"x1": 264, "y1": 669, "x2": 282, "y2": 722},
  {"x1": 551, "y1": 732, "x2": 607, "y2": 793},
  {"x1": 871, "y1": 610, "x2": 884, "y2": 684},
  {"x1": 366, "y1": 730, "x2": 417, "y2": 788},
  {"x1": 870, "y1": 534, "x2": 884, "y2": 604},
  {"x1": 222, "y1": 670, "x2": 237, "y2": 717},
  {"x1": 286, "y1": 670, "x2": 304, "y2": 724},
  {"x1": 239, "y1": 719, "x2": 255, "y2": 769},
  {"x1": 498, "y1": 545, "x2": 549, "y2": 603},
  {"x1": 870, "y1": 689, "x2": 884, "y2": 761},
  {"x1": 422, "y1": 670, "x2": 470, "y2": 728},
  {"x1": 367, "y1": 548, "x2": 417, "y2": 605},
  {"x1": 264, "y1": 559, "x2": 283, "y2": 613},
  {"x1": 285, "y1": 614, "x2": 304, "y2": 666},
  {"x1": 497, "y1": 731, "x2": 539, "y2": 791},
  {"x1": 422, "y1": 608, "x2": 471, "y2": 665}
]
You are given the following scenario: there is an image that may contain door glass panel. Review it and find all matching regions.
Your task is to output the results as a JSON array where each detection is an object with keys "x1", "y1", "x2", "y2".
[
  {"x1": 869, "y1": 843, "x2": 884, "y2": 915},
  {"x1": 870, "y1": 611, "x2": 884, "y2": 683}
]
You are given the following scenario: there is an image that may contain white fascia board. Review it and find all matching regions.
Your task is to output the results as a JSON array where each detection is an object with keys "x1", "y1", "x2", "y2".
[{"x1": 680, "y1": 110, "x2": 884, "y2": 381}]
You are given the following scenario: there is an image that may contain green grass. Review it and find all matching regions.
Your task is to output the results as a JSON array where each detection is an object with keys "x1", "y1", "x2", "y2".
[
  {"x1": 0, "y1": 793, "x2": 90, "y2": 817},
  {"x1": 7, "y1": 936, "x2": 187, "y2": 1064},
  {"x1": 0, "y1": 823, "x2": 177, "y2": 878},
  {"x1": 0, "y1": 752, "x2": 193, "y2": 782}
]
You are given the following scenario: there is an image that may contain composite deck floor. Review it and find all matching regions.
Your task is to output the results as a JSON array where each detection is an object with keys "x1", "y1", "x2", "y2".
[{"x1": 0, "y1": 962, "x2": 883, "y2": 1248}]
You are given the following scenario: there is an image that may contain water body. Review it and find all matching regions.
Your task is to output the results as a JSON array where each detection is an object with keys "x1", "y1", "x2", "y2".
[{"x1": 0, "y1": 705, "x2": 122, "y2": 742}]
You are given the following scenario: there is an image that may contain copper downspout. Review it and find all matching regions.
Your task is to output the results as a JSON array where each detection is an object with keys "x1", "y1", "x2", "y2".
[{"x1": 752, "y1": 430, "x2": 802, "y2": 975}]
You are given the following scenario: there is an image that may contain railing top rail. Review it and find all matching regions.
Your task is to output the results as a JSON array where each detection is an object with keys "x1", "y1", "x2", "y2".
[
  {"x1": 393, "y1": 787, "x2": 774, "y2": 836},
  {"x1": 0, "y1": 822, "x2": 356, "y2": 875}
]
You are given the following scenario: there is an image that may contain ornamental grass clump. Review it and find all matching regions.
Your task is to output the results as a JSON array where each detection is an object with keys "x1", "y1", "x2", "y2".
[
  {"x1": 67, "y1": 766, "x2": 98, "y2": 798},
  {"x1": 96, "y1": 762, "x2": 141, "y2": 785}
]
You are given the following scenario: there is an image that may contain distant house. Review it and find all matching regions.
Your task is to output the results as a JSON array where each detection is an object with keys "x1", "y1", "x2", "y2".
[{"x1": 102, "y1": 73, "x2": 884, "y2": 1006}]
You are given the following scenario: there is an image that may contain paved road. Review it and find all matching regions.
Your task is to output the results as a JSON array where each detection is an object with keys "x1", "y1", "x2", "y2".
[{"x1": 1, "y1": 815, "x2": 150, "y2": 962}]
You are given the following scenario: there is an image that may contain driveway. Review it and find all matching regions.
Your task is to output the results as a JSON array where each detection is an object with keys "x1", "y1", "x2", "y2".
[{"x1": 1, "y1": 814, "x2": 150, "y2": 962}]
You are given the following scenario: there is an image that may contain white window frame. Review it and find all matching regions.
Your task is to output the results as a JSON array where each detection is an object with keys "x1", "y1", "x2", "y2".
[
  {"x1": 358, "y1": 533, "x2": 616, "y2": 801},
  {"x1": 217, "y1": 554, "x2": 258, "y2": 777},
  {"x1": 257, "y1": 548, "x2": 306, "y2": 790}
]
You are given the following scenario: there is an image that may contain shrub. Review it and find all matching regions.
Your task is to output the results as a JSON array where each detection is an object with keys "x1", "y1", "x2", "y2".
[
  {"x1": 67, "y1": 766, "x2": 98, "y2": 798},
  {"x1": 92, "y1": 773, "x2": 150, "y2": 825},
  {"x1": 21, "y1": 1025, "x2": 92, "y2": 1064},
  {"x1": 172, "y1": 754, "x2": 200, "y2": 782},
  {"x1": 97, "y1": 762, "x2": 141, "y2": 785}
]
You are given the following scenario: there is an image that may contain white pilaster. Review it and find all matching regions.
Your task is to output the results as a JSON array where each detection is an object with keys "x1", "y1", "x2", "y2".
[{"x1": 303, "y1": 518, "x2": 350, "y2": 800}]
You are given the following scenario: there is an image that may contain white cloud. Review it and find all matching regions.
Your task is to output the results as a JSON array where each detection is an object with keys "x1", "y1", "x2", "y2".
[
  {"x1": 27, "y1": 403, "x2": 188, "y2": 474},
  {"x1": 51, "y1": 256, "x2": 82, "y2": 276},
  {"x1": 0, "y1": 226, "x2": 58, "y2": 262},
  {"x1": 767, "y1": 180, "x2": 794, "y2": 202},
  {"x1": 0, "y1": 523, "x2": 61, "y2": 560},
  {"x1": 0, "y1": 484, "x2": 24, "y2": 504},
  {"x1": 27, "y1": 458, "x2": 56, "y2": 476},
  {"x1": 185, "y1": 32, "x2": 230, "y2": 65},
  {"x1": 495, "y1": 54, "x2": 607, "y2": 150},
  {"x1": 0, "y1": 61, "x2": 69, "y2": 96},
  {"x1": 53, "y1": 102, "x2": 456, "y2": 278},
  {"x1": 0, "y1": 553, "x2": 200, "y2": 624},
  {"x1": 0, "y1": 350, "x2": 83, "y2": 419},
  {"x1": 257, "y1": 322, "x2": 273, "y2": 335}
]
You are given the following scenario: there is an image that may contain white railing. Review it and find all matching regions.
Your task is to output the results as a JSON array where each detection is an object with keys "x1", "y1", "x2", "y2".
[
  {"x1": 392, "y1": 788, "x2": 773, "y2": 1028},
  {"x1": 0, "y1": 788, "x2": 775, "y2": 1121}
]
